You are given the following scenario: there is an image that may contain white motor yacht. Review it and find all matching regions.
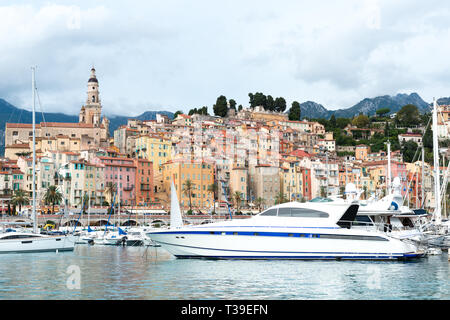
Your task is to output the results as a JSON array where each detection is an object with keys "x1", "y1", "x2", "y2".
[
  {"x1": 0, "y1": 231, "x2": 76, "y2": 254},
  {"x1": 147, "y1": 201, "x2": 424, "y2": 260}
]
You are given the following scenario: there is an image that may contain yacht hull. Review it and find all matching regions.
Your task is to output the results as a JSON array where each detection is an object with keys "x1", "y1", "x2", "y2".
[
  {"x1": 0, "y1": 235, "x2": 76, "y2": 254},
  {"x1": 148, "y1": 229, "x2": 423, "y2": 260}
]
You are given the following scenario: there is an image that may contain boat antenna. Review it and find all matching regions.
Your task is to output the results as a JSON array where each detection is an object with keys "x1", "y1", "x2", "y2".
[
  {"x1": 104, "y1": 187, "x2": 118, "y2": 237},
  {"x1": 73, "y1": 193, "x2": 86, "y2": 234},
  {"x1": 432, "y1": 98, "x2": 441, "y2": 225},
  {"x1": 31, "y1": 66, "x2": 37, "y2": 234}
]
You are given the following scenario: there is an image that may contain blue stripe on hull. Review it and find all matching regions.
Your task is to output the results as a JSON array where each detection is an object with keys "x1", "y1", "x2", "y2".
[
  {"x1": 154, "y1": 240, "x2": 423, "y2": 260},
  {"x1": 174, "y1": 254, "x2": 423, "y2": 260},
  {"x1": 0, "y1": 247, "x2": 74, "y2": 254}
]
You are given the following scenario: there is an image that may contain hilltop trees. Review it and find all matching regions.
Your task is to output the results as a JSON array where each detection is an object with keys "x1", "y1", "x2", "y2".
[
  {"x1": 213, "y1": 95, "x2": 228, "y2": 117},
  {"x1": 188, "y1": 106, "x2": 209, "y2": 116},
  {"x1": 288, "y1": 101, "x2": 301, "y2": 120},
  {"x1": 248, "y1": 92, "x2": 288, "y2": 112},
  {"x1": 173, "y1": 110, "x2": 183, "y2": 119}
]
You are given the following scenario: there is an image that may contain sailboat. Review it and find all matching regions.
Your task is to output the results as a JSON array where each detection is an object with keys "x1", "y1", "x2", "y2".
[
  {"x1": 169, "y1": 179, "x2": 183, "y2": 229},
  {"x1": 0, "y1": 67, "x2": 76, "y2": 253},
  {"x1": 422, "y1": 99, "x2": 450, "y2": 248}
]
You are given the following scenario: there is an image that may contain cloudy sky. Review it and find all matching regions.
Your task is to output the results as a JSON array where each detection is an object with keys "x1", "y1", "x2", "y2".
[{"x1": 1, "y1": 0, "x2": 450, "y2": 117}]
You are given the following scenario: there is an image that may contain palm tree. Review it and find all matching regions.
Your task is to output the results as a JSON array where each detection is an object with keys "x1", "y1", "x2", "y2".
[
  {"x1": 11, "y1": 190, "x2": 30, "y2": 215},
  {"x1": 11, "y1": 189, "x2": 29, "y2": 214},
  {"x1": 207, "y1": 182, "x2": 218, "y2": 213},
  {"x1": 275, "y1": 192, "x2": 288, "y2": 205},
  {"x1": 104, "y1": 182, "x2": 117, "y2": 206},
  {"x1": 80, "y1": 193, "x2": 90, "y2": 213},
  {"x1": 43, "y1": 185, "x2": 63, "y2": 214},
  {"x1": 320, "y1": 186, "x2": 327, "y2": 198},
  {"x1": 254, "y1": 197, "x2": 265, "y2": 212},
  {"x1": 233, "y1": 191, "x2": 243, "y2": 213},
  {"x1": 183, "y1": 179, "x2": 195, "y2": 212}
]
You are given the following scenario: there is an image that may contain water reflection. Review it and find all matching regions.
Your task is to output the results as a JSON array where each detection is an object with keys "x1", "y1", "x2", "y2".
[{"x1": 0, "y1": 246, "x2": 448, "y2": 300}]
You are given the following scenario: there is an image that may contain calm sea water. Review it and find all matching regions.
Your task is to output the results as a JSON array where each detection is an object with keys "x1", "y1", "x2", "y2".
[{"x1": 0, "y1": 245, "x2": 448, "y2": 300}]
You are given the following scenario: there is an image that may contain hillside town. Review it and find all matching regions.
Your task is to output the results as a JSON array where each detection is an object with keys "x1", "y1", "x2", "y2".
[{"x1": 1, "y1": 68, "x2": 449, "y2": 218}]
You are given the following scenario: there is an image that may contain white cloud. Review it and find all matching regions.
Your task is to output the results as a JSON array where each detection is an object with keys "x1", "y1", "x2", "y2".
[{"x1": 1, "y1": 0, "x2": 450, "y2": 116}]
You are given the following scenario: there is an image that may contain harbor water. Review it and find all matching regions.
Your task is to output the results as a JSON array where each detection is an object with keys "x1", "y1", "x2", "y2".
[{"x1": 0, "y1": 245, "x2": 448, "y2": 300}]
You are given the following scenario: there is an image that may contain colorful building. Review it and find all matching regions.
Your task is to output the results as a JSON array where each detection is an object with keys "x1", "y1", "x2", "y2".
[{"x1": 161, "y1": 159, "x2": 215, "y2": 210}]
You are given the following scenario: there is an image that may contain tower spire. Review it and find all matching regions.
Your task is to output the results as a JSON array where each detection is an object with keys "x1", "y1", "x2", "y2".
[{"x1": 79, "y1": 66, "x2": 102, "y2": 126}]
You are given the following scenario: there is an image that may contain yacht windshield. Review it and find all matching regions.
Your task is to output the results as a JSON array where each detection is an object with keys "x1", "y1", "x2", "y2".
[
  {"x1": 309, "y1": 197, "x2": 333, "y2": 203},
  {"x1": 259, "y1": 207, "x2": 329, "y2": 218}
]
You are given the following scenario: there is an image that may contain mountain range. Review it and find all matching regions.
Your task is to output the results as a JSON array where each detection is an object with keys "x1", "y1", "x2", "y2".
[
  {"x1": 0, "y1": 92, "x2": 447, "y2": 155},
  {"x1": 299, "y1": 92, "x2": 434, "y2": 120}
]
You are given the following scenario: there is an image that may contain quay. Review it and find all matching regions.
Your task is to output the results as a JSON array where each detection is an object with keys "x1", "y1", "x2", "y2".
[{"x1": 2, "y1": 213, "x2": 252, "y2": 228}]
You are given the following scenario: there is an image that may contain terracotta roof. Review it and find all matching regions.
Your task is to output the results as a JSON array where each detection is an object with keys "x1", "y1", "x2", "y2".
[
  {"x1": 289, "y1": 149, "x2": 311, "y2": 158},
  {"x1": 6, "y1": 123, "x2": 37, "y2": 128},
  {"x1": 6, "y1": 144, "x2": 29, "y2": 148}
]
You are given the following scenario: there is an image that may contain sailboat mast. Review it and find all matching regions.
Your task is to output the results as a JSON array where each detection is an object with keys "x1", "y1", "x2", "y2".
[
  {"x1": 387, "y1": 140, "x2": 391, "y2": 196},
  {"x1": 32, "y1": 66, "x2": 37, "y2": 234},
  {"x1": 432, "y1": 98, "x2": 441, "y2": 225},
  {"x1": 118, "y1": 171, "x2": 120, "y2": 227},
  {"x1": 421, "y1": 145, "x2": 425, "y2": 208}
]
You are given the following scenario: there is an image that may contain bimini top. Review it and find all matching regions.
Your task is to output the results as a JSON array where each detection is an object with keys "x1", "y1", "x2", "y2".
[{"x1": 255, "y1": 201, "x2": 359, "y2": 228}]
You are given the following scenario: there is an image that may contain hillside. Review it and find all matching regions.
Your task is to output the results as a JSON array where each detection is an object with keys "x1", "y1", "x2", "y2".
[{"x1": 0, "y1": 98, "x2": 173, "y2": 155}]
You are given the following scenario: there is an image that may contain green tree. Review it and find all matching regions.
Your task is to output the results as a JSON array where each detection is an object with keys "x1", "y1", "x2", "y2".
[
  {"x1": 352, "y1": 114, "x2": 370, "y2": 128},
  {"x1": 233, "y1": 191, "x2": 243, "y2": 212},
  {"x1": 266, "y1": 95, "x2": 275, "y2": 111},
  {"x1": 336, "y1": 117, "x2": 352, "y2": 129},
  {"x1": 423, "y1": 126, "x2": 433, "y2": 149},
  {"x1": 183, "y1": 180, "x2": 195, "y2": 212},
  {"x1": 11, "y1": 190, "x2": 29, "y2": 213},
  {"x1": 248, "y1": 93, "x2": 254, "y2": 107},
  {"x1": 384, "y1": 121, "x2": 390, "y2": 137},
  {"x1": 43, "y1": 185, "x2": 63, "y2": 214},
  {"x1": 80, "y1": 193, "x2": 90, "y2": 213},
  {"x1": 401, "y1": 140, "x2": 419, "y2": 163},
  {"x1": 329, "y1": 114, "x2": 337, "y2": 128},
  {"x1": 228, "y1": 99, "x2": 236, "y2": 111},
  {"x1": 288, "y1": 101, "x2": 301, "y2": 120},
  {"x1": 320, "y1": 186, "x2": 327, "y2": 198},
  {"x1": 376, "y1": 108, "x2": 390, "y2": 117},
  {"x1": 173, "y1": 110, "x2": 183, "y2": 119},
  {"x1": 275, "y1": 192, "x2": 288, "y2": 205},
  {"x1": 274, "y1": 97, "x2": 287, "y2": 112},
  {"x1": 254, "y1": 197, "x2": 265, "y2": 212},
  {"x1": 252, "y1": 92, "x2": 267, "y2": 108},
  {"x1": 395, "y1": 104, "x2": 420, "y2": 127},
  {"x1": 189, "y1": 106, "x2": 209, "y2": 116},
  {"x1": 213, "y1": 95, "x2": 228, "y2": 117}
]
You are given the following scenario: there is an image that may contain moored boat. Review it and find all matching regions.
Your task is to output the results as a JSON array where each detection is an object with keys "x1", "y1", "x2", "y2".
[{"x1": 147, "y1": 201, "x2": 424, "y2": 260}]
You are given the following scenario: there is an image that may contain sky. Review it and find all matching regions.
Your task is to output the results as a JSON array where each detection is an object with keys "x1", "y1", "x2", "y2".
[{"x1": 1, "y1": 0, "x2": 450, "y2": 117}]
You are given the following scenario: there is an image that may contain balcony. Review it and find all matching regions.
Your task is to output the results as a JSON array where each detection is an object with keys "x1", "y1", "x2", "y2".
[{"x1": 124, "y1": 185, "x2": 134, "y2": 192}]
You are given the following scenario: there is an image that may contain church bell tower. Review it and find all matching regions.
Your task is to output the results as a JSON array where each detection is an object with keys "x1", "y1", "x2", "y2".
[{"x1": 79, "y1": 67, "x2": 102, "y2": 127}]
